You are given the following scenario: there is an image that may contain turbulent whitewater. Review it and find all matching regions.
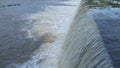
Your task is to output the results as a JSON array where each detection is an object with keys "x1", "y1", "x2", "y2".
[
  {"x1": 0, "y1": 0, "x2": 80, "y2": 68},
  {"x1": 0, "y1": 0, "x2": 120, "y2": 68}
]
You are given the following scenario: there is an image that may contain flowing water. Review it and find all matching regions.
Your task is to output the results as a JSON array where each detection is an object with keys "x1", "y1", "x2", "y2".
[
  {"x1": 0, "y1": 0, "x2": 80, "y2": 68},
  {"x1": 91, "y1": 8, "x2": 120, "y2": 68},
  {"x1": 0, "y1": 0, "x2": 119, "y2": 68},
  {"x1": 59, "y1": 1, "x2": 114, "y2": 68}
]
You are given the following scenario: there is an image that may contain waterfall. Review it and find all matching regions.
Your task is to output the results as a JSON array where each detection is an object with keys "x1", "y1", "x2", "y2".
[
  {"x1": 0, "y1": 0, "x2": 118, "y2": 68},
  {"x1": 58, "y1": 1, "x2": 114, "y2": 68}
]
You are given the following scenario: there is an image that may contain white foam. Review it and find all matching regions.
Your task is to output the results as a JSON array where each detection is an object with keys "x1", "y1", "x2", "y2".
[{"x1": 6, "y1": 0, "x2": 81, "y2": 68}]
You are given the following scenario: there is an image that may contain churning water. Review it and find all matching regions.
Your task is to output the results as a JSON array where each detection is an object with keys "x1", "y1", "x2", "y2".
[
  {"x1": 0, "y1": 0, "x2": 80, "y2": 68},
  {"x1": 0, "y1": 0, "x2": 119, "y2": 68}
]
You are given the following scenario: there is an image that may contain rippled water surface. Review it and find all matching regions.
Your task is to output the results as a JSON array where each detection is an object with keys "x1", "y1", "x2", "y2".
[
  {"x1": 0, "y1": 0, "x2": 120, "y2": 68},
  {"x1": 0, "y1": 0, "x2": 79, "y2": 68}
]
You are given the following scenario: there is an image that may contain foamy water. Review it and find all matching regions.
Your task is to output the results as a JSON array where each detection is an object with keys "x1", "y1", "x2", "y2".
[{"x1": 5, "y1": 0, "x2": 81, "y2": 68}]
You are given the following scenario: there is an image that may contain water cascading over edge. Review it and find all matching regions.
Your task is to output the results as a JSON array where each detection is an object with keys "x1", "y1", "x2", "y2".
[{"x1": 58, "y1": 0, "x2": 114, "y2": 68}]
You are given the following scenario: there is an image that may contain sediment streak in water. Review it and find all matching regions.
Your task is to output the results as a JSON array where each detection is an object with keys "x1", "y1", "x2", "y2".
[
  {"x1": 5, "y1": 0, "x2": 80, "y2": 68},
  {"x1": 3, "y1": 0, "x2": 115, "y2": 68}
]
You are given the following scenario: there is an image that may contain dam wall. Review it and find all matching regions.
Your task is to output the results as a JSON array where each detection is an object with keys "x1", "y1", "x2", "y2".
[
  {"x1": 0, "y1": 0, "x2": 118, "y2": 68},
  {"x1": 58, "y1": 1, "x2": 114, "y2": 68}
]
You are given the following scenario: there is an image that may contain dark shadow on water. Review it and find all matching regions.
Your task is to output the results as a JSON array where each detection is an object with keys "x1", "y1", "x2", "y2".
[{"x1": 92, "y1": 8, "x2": 120, "y2": 68}]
